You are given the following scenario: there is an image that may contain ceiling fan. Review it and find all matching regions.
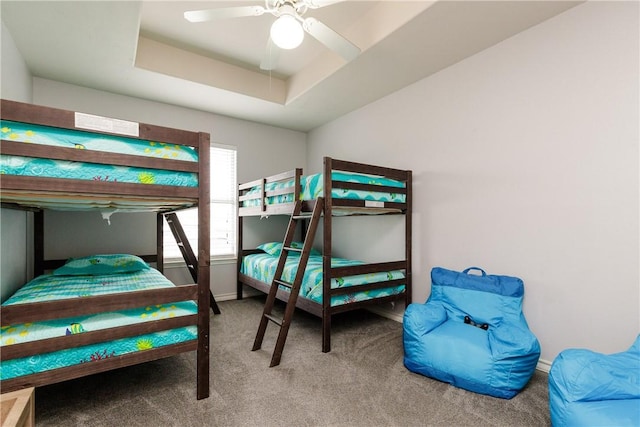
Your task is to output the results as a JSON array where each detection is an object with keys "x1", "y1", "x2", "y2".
[{"x1": 184, "y1": 0, "x2": 360, "y2": 71}]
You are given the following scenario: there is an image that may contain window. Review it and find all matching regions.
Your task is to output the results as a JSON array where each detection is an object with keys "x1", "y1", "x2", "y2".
[{"x1": 163, "y1": 144, "x2": 237, "y2": 260}]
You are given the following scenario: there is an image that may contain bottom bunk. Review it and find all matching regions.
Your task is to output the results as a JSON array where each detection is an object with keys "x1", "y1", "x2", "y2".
[
  {"x1": 0, "y1": 254, "x2": 201, "y2": 394},
  {"x1": 238, "y1": 243, "x2": 408, "y2": 350}
]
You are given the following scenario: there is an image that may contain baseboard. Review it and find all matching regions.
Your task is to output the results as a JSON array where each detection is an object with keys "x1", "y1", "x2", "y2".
[
  {"x1": 213, "y1": 292, "x2": 237, "y2": 302},
  {"x1": 536, "y1": 358, "x2": 552, "y2": 373},
  {"x1": 366, "y1": 306, "x2": 404, "y2": 323},
  {"x1": 213, "y1": 290, "x2": 261, "y2": 303}
]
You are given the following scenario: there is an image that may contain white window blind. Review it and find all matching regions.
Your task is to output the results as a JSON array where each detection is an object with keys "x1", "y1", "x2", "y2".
[{"x1": 163, "y1": 144, "x2": 237, "y2": 259}]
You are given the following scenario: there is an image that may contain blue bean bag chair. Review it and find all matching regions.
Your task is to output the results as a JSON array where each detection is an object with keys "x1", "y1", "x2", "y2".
[
  {"x1": 548, "y1": 335, "x2": 640, "y2": 426},
  {"x1": 403, "y1": 267, "x2": 540, "y2": 399}
]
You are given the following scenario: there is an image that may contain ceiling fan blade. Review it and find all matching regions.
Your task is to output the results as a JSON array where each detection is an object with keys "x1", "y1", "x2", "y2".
[
  {"x1": 260, "y1": 38, "x2": 281, "y2": 71},
  {"x1": 304, "y1": 0, "x2": 344, "y2": 9},
  {"x1": 184, "y1": 6, "x2": 266, "y2": 23},
  {"x1": 302, "y1": 17, "x2": 360, "y2": 62}
]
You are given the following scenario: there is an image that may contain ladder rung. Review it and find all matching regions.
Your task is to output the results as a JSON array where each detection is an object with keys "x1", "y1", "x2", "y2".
[
  {"x1": 274, "y1": 279, "x2": 293, "y2": 289},
  {"x1": 292, "y1": 215, "x2": 313, "y2": 219},
  {"x1": 264, "y1": 314, "x2": 283, "y2": 326},
  {"x1": 284, "y1": 246, "x2": 302, "y2": 252}
]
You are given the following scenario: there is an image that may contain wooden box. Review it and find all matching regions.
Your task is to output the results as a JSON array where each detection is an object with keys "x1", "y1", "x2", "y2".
[{"x1": 0, "y1": 388, "x2": 34, "y2": 427}]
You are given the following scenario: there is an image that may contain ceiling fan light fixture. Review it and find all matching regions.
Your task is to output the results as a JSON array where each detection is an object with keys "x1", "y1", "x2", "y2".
[{"x1": 270, "y1": 14, "x2": 304, "y2": 50}]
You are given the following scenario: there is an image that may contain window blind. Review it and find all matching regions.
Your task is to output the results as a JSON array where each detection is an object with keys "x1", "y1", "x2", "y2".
[{"x1": 163, "y1": 144, "x2": 237, "y2": 259}]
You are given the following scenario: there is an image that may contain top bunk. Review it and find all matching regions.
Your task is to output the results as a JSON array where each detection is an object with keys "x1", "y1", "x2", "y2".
[
  {"x1": 0, "y1": 99, "x2": 210, "y2": 213},
  {"x1": 238, "y1": 157, "x2": 412, "y2": 217}
]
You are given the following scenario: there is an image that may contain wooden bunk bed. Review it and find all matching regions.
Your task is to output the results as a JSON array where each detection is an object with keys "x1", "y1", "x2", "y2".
[
  {"x1": 0, "y1": 99, "x2": 211, "y2": 399},
  {"x1": 237, "y1": 157, "x2": 412, "y2": 355}
]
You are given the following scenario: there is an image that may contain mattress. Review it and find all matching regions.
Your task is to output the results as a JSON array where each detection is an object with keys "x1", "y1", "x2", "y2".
[
  {"x1": 0, "y1": 120, "x2": 198, "y2": 187},
  {"x1": 241, "y1": 171, "x2": 406, "y2": 207},
  {"x1": 240, "y1": 253, "x2": 405, "y2": 306},
  {"x1": 0, "y1": 190, "x2": 197, "y2": 211},
  {"x1": 0, "y1": 267, "x2": 197, "y2": 381}
]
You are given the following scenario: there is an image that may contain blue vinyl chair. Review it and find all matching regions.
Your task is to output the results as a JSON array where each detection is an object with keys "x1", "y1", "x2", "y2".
[
  {"x1": 403, "y1": 267, "x2": 540, "y2": 399},
  {"x1": 548, "y1": 335, "x2": 640, "y2": 426}
]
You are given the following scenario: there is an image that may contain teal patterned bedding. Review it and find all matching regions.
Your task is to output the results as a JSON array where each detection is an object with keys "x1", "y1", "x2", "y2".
[
  {"x1": 241, "y1": 253, "x2": 405, "y2": 306},
  {"x1": 0, "y1": 268, "x2": 197, "y2": 381},
  {"x1": 0, "y1": 120, "x2": 198, "y2": 187},
  {"x1": 241, "y1": 171, "x2": 406, "y2": 207}
]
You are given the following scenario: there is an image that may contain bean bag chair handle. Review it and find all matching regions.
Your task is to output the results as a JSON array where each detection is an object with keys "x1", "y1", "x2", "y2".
[{"x1": 462, "y1": 267, "x2": 486, "y2": 276}]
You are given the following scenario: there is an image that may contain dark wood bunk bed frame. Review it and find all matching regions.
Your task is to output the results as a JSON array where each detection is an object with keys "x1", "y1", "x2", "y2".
[
  {"x1": 0, "y1": 99, "x2": 211, "y2": 399},
  {"x1": 237, "y1": 157, "x2": 412, "y2": 353}
]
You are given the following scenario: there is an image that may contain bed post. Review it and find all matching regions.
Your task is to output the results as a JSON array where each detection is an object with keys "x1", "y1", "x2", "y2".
[
  {"x1": 322, "y1": 157, "x2": 332, "y2": 353},
  {"x1": 237, "y1": 216, "x2": 244, "y2": 300},
  {"x1": 405, "y1": 170, "x2": 412, "y2": 306},
  {"x1": 33, "y1": 210, "x2": 44, "y2": 277},
  {"x1": 196, "y1": 132, "x2": 210, "y2": 400},
  {"x1": 156, "y1": 212, "x2": 164, "y2": 274}
]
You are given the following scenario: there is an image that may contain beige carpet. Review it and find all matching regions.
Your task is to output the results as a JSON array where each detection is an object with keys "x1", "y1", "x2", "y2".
[{"x1": 34, "y1": 296, "x2": 550, "y2": 426}]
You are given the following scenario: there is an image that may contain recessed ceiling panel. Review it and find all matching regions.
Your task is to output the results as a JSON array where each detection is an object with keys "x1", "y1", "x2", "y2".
[{"x1": 139, "y1": 1, "x2": 378, "y2": 77}]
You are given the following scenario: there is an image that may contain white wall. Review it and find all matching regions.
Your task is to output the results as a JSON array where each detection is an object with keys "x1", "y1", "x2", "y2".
[
  {"x1": 1, "y1": 21, "x2": 31, "y2": 102},
  {"x1": 0, "y1": 209, "x2": 29, "y2": 302},
  {"x1": 307, "y1": 2, "x2": 639, "y2": 364},
  {"x1": 30, "y1": 79, "x2": 306, "y2": 299},
  {"x1": 0, "y1": 20, "x2": 33, "y2": 302},
  {"x1": 42, "y1": 211, "x2": 156, "y2": 260}
]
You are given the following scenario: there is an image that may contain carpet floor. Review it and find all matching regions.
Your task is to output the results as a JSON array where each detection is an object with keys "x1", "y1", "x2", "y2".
[{"x1": 34, "y1": 296, "x2": 550, "y2": 426}]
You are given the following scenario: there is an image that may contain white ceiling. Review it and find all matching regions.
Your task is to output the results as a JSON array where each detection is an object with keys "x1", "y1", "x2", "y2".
[{"x1": 1, "y1": 1, "x2": 581, "y2": 132}]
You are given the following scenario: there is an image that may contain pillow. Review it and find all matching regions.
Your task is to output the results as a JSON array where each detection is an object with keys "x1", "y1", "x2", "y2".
[
  {"x1": 257, "y1": 242, "x2": 283, "y2": 256},
  {"x1": 256, "y1": 242, "x2": 321, "y2": 257},
  {"x1": 53, "y1": 254, "x2": 150, "y2": 276}
]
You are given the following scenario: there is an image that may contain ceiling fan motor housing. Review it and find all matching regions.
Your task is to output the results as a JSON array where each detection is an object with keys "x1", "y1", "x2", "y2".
[{"x1": 268, "y1": 0, "x2": 309, "y2": 17}]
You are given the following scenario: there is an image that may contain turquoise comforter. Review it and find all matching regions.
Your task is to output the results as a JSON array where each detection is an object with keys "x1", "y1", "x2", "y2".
[
  {"x1": 1, "y1": 120, "x2": 198, "y2": 187},
  {"x1": 242, "y1": 171, "x2": 406, "y2": 206},
  {"x1": 241, "y1": 253, "x2": 405, "y2": 306},
  {"x1": 0, "y1": 268, "x2": 197, "y2": 381}
]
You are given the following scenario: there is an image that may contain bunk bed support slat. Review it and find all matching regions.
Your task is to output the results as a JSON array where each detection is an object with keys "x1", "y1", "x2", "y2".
[
  {"x1": 0, "y1": 285, "x2": 198, "y2": 325},
  {"x1": 405, "y1": 170, "x2": 413, "y2": 305},
  {"x1": 156, "y1": 213, "x2": 164, "y2": 273},
  {"x1": 0, "y1": 175, "x2": 199, "y2": 199},
  {"x1": 0, "y1": 140, "x2": 199, "y2": 173},
  {"x1": 322, "y1": 157, "x2": 333, "y2": 353},
  {"x1": 0, "y1": 341, "x2": 198, "y2": 393},
  {"x1": 0, "y1": 99, "x2": 200, "y2": 147},
  {"x1": 34, "y1": 210, "x2": 44, "y2": 277},
  {"x1": 3, "y1": 315, "x2": 198, "y2": 360},
  {"x1": 196, "y1": 132, "x2": 211, "y2": 400},
  {"x1": 237, "y1": 215, "x2": 244, "y2": 300}
]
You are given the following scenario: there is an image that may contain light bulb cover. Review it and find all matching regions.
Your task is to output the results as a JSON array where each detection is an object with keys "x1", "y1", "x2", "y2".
[{"x1": 270, "y1": 14, "x2": 304, "y2": 50}]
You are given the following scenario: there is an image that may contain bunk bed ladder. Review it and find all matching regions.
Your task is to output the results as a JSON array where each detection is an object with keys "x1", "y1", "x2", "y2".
[
  {"x1": 164, "y1": 212, "x2": 221, "y2": 315},
  {"x1": 252, "y1": 197, "x2": 325, "y2": 367}
]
